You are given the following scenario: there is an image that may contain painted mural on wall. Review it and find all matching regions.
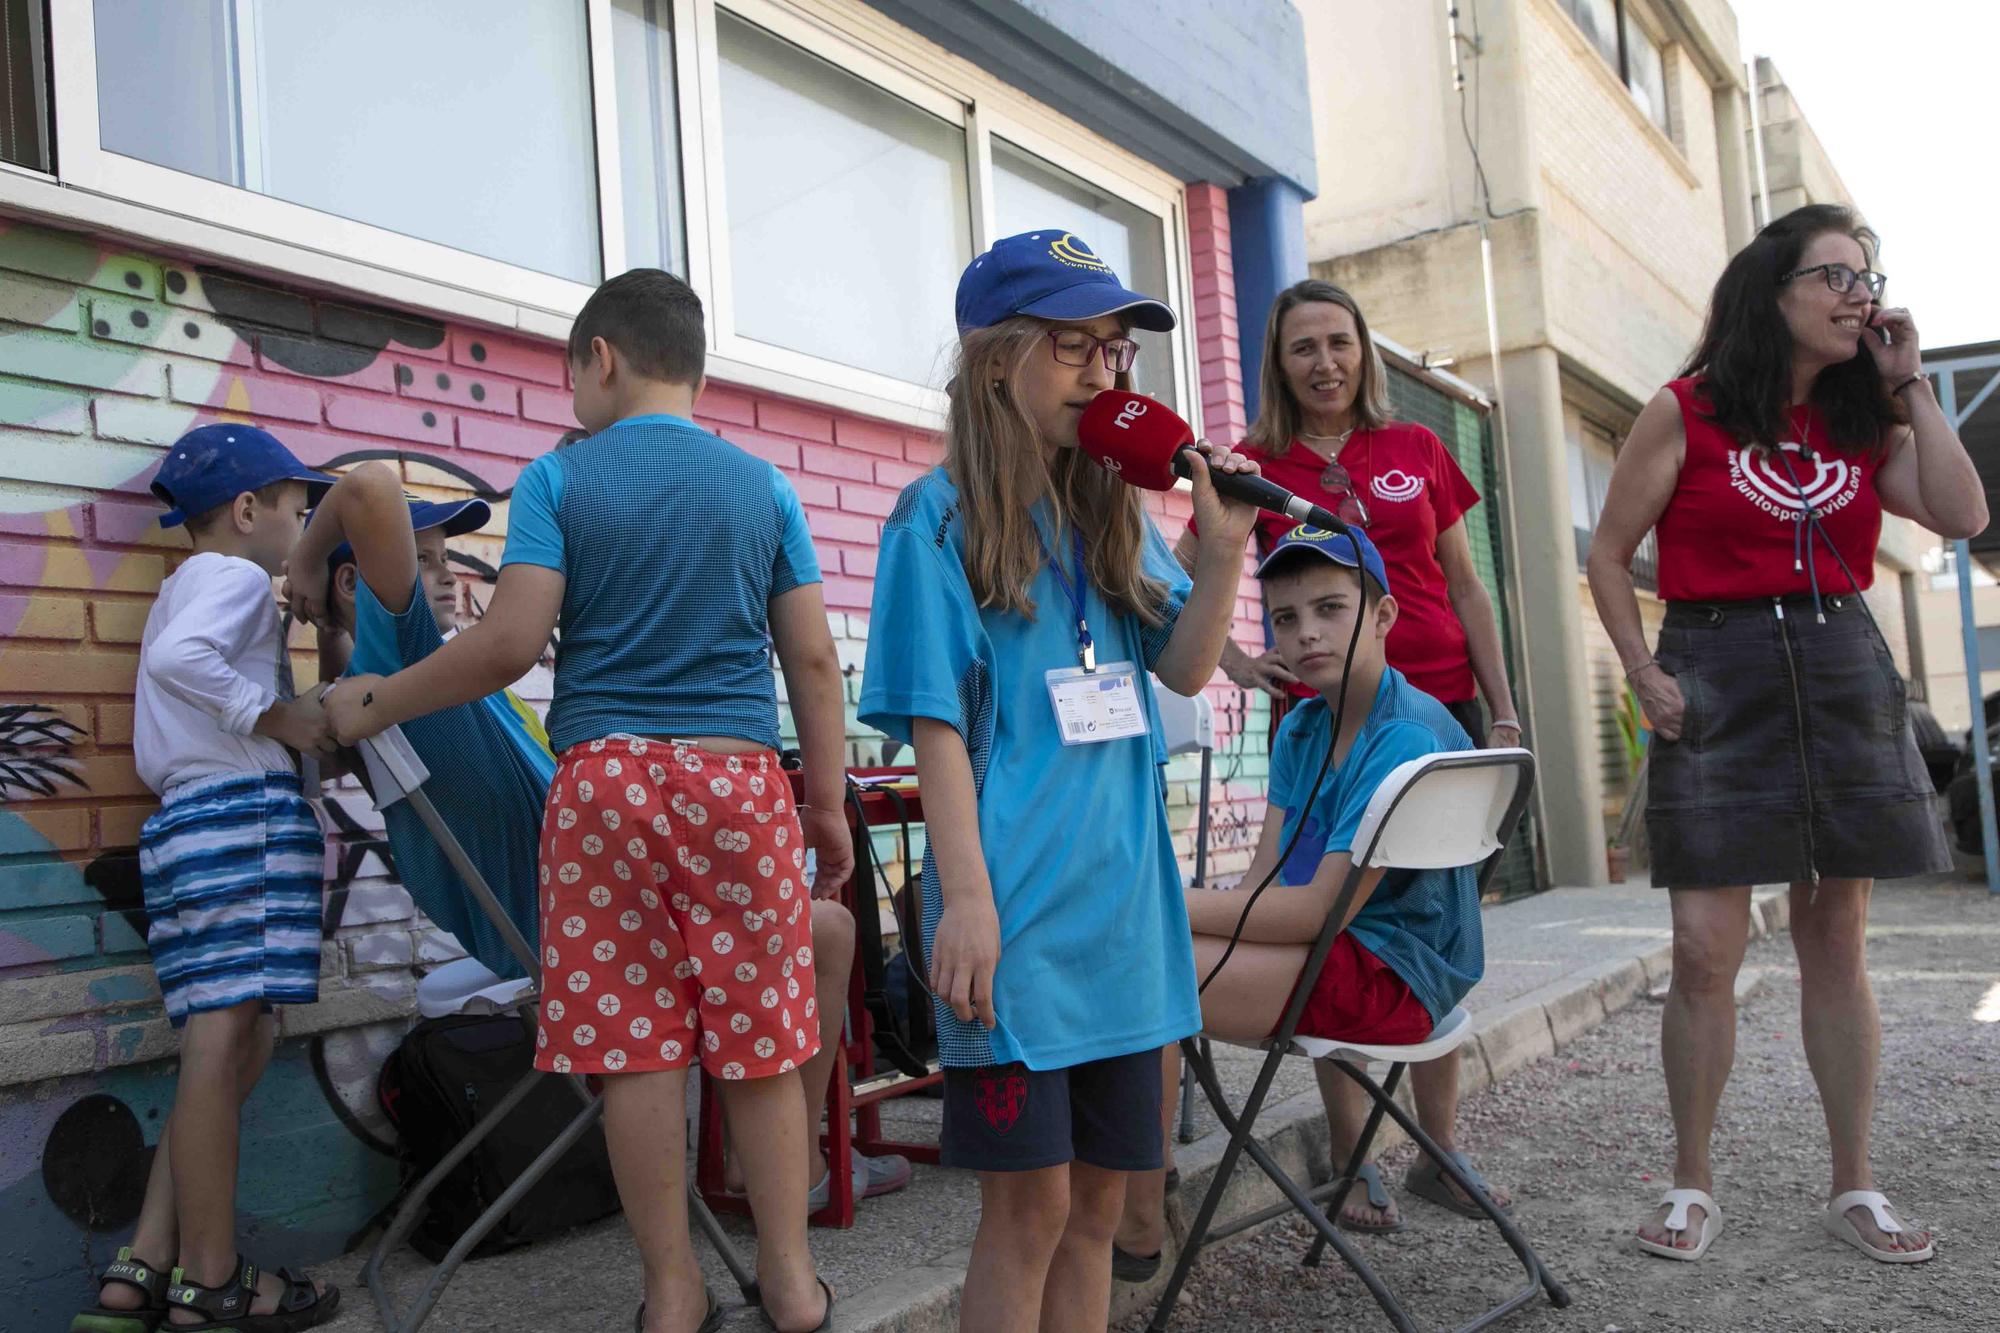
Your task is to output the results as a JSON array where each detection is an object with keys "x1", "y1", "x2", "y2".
[{"x1": 0, "y1": 216, "x2": 1266, "y2": 1322}]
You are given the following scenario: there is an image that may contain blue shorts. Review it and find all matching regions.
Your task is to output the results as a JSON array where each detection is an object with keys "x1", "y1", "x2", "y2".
[
  {"x1": 940, "y1": 1047, "x2": 1163, "y2": 1173},
  {"x1": 139, "y1": 771, "x2": 324, "y2": 1027}
]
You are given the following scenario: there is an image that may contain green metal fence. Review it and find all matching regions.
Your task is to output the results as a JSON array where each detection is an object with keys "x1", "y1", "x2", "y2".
[{"x1": 1383, "y1": 363, "x2": 1543, "y2": 899}]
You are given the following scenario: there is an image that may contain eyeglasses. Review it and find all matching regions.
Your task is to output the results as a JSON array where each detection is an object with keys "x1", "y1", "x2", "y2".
[
  {"x1": 1316, "y1": 460, "x2": 1372, "y2": 527},
  {"x1": 1047, "y1": 329, "x2": 1140, "y2": 373},
  {"x1": 1778, "y1": 263, "x2": 1887, "y2": 300}
]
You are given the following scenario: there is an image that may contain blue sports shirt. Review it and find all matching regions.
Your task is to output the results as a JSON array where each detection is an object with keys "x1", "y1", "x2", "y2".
[
  {"x1": 859, "y1": 468, "x2": 1201, "y2": 1071},
  {"x1": 502, "y1": 414, "x2": 821, "y2": 753}
]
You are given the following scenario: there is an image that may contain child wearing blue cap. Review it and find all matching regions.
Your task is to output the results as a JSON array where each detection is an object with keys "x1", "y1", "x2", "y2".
[
  {"x1": 858, "y1": 231, "x2": 1263, "y2": 1333},
  {"x1": 1164, "y1": 527, "x2": 1502, "y2": 1238},
  {"x1": 82, "y1": 424, "x2": 343, "y2": 1331},
  {"x1": 281, "y1": 462, "x2": 552, "y2": 981}
]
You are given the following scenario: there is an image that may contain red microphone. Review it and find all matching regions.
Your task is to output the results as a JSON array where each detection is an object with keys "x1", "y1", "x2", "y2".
[{"x1": 1077, "y1": 390, "x2": 1349, "y2": 532}]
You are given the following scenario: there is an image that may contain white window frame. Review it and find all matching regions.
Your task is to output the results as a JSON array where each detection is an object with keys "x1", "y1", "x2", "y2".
[
  {"x1": 974, "y1": 103, "x2": 1199, "y2": 424},
  {"x1": 29, "y1": 0, "x2": 1196, "y2": 431}
]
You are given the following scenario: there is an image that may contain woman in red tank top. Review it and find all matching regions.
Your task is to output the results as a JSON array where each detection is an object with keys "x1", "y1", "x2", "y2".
[{"x1": 1588, "y1": 205, "x2": 1985, "y2": 1266}]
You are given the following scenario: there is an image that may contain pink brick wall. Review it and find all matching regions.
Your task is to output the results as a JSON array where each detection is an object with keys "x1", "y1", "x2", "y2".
[{"x1": 0, "y1": 213, "x2": 1276, "y2": 1233}]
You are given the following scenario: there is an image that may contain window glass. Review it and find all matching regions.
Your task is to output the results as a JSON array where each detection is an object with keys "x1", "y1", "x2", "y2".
[
  {"x1": 991, "y1": 138, "x2": 1177, "y2": 406},
  {"x1": 717, "y1": 12, "x2": 969, "y2": 385},
  {"x1": 3, "y1": 0, "x2": 52, "y2": 171},
  {"x1": 1624, "y1": 13, "x2": 1671, "y2": 135},
  {"x1": 92, "y1": 0, "x2": 602, "y2": 283},
  {"x1": 612, "y1": 0, "x2": 688, "y2": 277},
  {"x1": 1558, "y1": 0, "x2": 1620, "y2": 70}
]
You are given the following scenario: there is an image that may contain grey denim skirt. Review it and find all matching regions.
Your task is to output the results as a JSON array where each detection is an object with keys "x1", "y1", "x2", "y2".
[{"x1": 1646, "y1": 593, "x2": 1948, "y2": 888}]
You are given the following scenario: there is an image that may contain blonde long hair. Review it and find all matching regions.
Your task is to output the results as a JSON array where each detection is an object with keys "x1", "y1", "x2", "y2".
[
  {"x1": 944, "y1": 316, "x2": 1169, "y2": 626},
  {"x1": 1245, "y1": 279, "x2": 1391, "y2": 456}
]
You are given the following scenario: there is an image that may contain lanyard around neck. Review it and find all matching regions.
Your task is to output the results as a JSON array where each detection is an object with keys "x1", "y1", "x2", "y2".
[{"x1": 1039, "y1": 525, "x2": 1095, "y2": 672}]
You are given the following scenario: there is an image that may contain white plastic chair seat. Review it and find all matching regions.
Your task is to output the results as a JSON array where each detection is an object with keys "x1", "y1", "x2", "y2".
[
  {"x1": 416, "y1": 956, "x2": 534, "y2": 1019},
  {"x1": 1289, "y1": 1005, "x2": 1472, "y2": 1065}
]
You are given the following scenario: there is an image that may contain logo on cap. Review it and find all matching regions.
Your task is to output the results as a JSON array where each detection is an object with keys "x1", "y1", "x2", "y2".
[
  {"x1": 1284, "y1": 524, "x2": 1339, "y2": 543},
  {"x1": 1049, "y1": 233, "x2": 1110, "y2": 273}
]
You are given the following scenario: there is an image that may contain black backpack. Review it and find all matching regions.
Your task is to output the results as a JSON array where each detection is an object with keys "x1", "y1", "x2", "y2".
[{"x1": 377, "y1": 1012, "x2": 622, "y2": 1261}]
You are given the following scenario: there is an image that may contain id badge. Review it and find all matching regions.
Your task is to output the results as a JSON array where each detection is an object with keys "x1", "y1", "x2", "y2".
[{"x1": 1045, "y1": 661, "x2": 1150, "y2": 746}]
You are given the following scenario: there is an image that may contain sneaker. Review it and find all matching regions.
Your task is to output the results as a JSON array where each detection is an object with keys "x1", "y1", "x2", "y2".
[{"x1": 807, "y1": 1149, "x2": 914, "y2": 1209}]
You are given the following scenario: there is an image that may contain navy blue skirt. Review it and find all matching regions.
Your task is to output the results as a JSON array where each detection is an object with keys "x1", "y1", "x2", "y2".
[{"x1": 1646, "y1": 594, "x2": 1948, "y2": 888}]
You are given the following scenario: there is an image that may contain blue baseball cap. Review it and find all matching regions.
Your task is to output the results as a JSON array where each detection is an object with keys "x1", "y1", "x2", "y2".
[
  {"x1": 1255, "y1": 524, "x2": 1391, "y2": 596},
  {"x1": 955, "y1": 230, "x2": 1177, "y2": 334},
  {"x1": 327, "y1": 496, "x2": 491, "y2": 580},
  {"x1": 152, "y1": 423, "x2": 336, "y2": 527}
]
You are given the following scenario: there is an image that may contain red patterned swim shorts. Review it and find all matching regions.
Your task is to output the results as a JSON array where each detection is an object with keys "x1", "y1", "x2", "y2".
[{"x1": 533, "y1": 738, "x2": 820, "y2": 1081}]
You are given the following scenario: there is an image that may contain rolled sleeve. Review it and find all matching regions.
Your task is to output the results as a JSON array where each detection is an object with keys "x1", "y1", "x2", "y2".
[
  {"x1": 501, "y1": 454, "x2": 566, "y2": 572},
  {"x1": 858, "y1": 523, "x2": 985, "y2": 748},
  {"x1": 770, "y1": 469, "x2": 823, "y2": 596}
]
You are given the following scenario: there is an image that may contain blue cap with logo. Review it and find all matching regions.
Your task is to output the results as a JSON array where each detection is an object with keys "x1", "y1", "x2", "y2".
[
  {"x1": 152, "y1": 423, "x2": 336, "y2": 528},
  {"x1": 1254, "y1": 524, "x2": 1392, "y2": 596},
  {"x1": 327, "y1": 497, "x2": 491, "y2": 581},
  {"x1": 955, "y1": 230, "x2": 1177, "y2": 334}
]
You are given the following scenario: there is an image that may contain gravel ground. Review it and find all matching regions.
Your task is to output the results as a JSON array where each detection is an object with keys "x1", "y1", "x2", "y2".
[{"x1": 1117, "y1": 878, "x2": 2000, "y2": 1333}]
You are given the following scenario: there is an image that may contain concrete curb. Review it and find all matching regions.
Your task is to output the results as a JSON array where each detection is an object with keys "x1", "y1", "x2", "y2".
[{"x1": 844, "y1": 886, "x2": 1796, "y2": 1332}]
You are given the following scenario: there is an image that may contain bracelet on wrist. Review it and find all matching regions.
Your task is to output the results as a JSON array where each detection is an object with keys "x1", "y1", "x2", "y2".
[
  {"x1": 1624, "y1": 658, "x2": 1657, "y2": 679},
  {"x1": 1490, "y1": 718, "x2": 1522, "y2": 731},
  {"x1": 1891, "y1": 372, "x2": 1927, "y2": 397}
]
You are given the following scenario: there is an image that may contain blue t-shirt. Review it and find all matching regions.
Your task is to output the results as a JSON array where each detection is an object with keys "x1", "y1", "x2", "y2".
[
  {"x1": 348, "y1": 576, "x2": 558, "y2": 980},
  {"x1": 1269, "y1": 667, "x2": 1483, "y2": 1024},
  {"x1": 858, "y1": 468, "x2": 1201, "y2": 1071},
  {"x1": 502, "y1": 413, "x2": 822, "y2": 754}
]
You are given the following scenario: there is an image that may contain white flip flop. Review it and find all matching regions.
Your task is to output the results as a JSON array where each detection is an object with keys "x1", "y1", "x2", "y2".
[
  {"x1": 1823, "y1": 1190, "x2": 1935, "y2": 1264},
  {"x1": 1636, "y1": 1188, "x2": 1722, "y2": 1261}
]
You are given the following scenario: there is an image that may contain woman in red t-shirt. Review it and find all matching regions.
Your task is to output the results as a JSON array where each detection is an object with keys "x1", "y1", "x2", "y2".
[
  {"x1": 1181, "y1": 281, "x2": 1522, "y2": 749},
  {"x1": 1149, "y1": 281, "x2": 1520, "y2": 1242},
  {"x1": 1589, "y1": 205, "x2": 1985, "y2": 1267}
]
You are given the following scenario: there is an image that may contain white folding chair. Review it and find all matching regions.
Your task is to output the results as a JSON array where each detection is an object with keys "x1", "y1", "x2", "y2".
[
  {"x1": 349, "y1": 727, "x2": 756, "y2": 1333},
  {"x1": 1148, "y1": 748, "x2": 1570, "y2": 1333}
]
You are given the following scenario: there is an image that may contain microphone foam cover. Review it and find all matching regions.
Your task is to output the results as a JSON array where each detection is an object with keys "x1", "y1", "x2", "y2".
[{"x1": 1077, "y1": 391, "x2": 1193, "y2": 492}]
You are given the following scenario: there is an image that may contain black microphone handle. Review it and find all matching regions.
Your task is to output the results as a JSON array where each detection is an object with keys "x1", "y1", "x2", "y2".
[{"x1": 1171, "y1": 447, "x2": 1350, "y2": 534}]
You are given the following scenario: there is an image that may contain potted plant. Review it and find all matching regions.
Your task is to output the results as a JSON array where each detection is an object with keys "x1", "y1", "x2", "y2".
[{"x1": 1607, "y1": 682, "x2": 1649, "y2": 882}]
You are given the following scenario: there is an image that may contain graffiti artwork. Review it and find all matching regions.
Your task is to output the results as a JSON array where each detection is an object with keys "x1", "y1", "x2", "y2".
[{"x1": 0, "y1": 214, "x2": 1256, "y2": 1325}]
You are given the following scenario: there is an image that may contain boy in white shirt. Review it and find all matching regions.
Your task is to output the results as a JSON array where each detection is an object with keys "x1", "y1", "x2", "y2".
[{"x1": 78, "y1": 424, "x2": 344, "y2": 1332}]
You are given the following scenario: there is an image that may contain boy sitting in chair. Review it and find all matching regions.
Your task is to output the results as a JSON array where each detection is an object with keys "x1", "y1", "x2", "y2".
[{"x1": 1119, "y1": 526, "x2": 1508, "y2": 1269}]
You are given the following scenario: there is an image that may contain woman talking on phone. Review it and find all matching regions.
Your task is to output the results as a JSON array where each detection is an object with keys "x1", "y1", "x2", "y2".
[{"x1": 1588, "y1": 204, "x2": 1984, "y2": 1265}]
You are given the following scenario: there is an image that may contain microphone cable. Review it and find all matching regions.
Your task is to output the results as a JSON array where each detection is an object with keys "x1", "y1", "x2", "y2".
[{"x1": 1198, "y1": 593, "x2": 1368, "y2": 995}]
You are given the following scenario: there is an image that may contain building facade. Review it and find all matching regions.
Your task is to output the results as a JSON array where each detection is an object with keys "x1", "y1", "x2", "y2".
[
  {"x1": 0, "y1": 0, "x2": 1315, "y2": 1317},
  {"x1": 1297, "y1": 0, "x2": 1902, "y2": 884}
]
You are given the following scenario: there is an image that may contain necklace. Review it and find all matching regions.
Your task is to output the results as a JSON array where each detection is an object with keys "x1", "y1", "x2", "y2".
[{"x1": 1298, "y1": 427, "x2": 1354, "y2": 447}]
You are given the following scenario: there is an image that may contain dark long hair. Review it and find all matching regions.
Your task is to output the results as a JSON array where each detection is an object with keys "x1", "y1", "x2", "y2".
[{"x1": 1678, "y1": 204, "x2": 1902, "y2": 455}]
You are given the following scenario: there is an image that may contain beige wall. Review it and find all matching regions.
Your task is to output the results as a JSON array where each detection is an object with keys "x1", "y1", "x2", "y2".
[
  {"x1": 1751, "y1": 57, "x2": 1856, "y2": 216},
  {"x1": 1299, "y1": 0, "x2": 1458, "y2": 257},
  {"x1": 1314, "y1": 209, "x2": 1546, "y2": 363},
  {"x1": 1527, "y1": 0, "x2": 1733, "y2": 404},
  {"x1": 1301, "y1": 0, "x2": 1777, "y2": 888},
  {"x1": 1920, "y1": 579, "x2": 2000, "y2": 732}
]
